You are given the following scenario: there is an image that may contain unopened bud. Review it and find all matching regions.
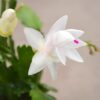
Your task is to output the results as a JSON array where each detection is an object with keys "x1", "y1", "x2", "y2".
[{"x1": 0, "y1": 9, "x2": 17, "y2": 37}]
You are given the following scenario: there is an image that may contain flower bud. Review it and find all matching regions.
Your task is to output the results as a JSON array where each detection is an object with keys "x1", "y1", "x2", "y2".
[{"x1": 0, "y1": 9, "x2": 17, "y2": 37}]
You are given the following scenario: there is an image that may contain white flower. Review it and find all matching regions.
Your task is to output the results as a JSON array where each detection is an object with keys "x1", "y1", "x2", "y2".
[
  {"x1": 0, "y1": 9, "x2": 17, "y2": 37},
  {"x1": 24, "y1": 15, "x2": 87, "y2": 79}
]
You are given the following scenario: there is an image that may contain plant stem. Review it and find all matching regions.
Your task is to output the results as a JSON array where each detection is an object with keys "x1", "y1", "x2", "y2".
[
  {"x1": 5, "y1": 0, "x2": 10, "y2": 9},
  {"x1": 0, "y1": 0, "x2": 2, "y2": 16}
]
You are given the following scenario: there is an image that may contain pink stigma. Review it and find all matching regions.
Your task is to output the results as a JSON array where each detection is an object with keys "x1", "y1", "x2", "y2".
[{"x1": 74, "y1": 40, "x2": 79, "y2": 44}]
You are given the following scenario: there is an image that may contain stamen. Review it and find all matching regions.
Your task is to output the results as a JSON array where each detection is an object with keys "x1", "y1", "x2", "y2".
[{"x1": 74, "y1": 40, "x2": 79, "y2": 44}]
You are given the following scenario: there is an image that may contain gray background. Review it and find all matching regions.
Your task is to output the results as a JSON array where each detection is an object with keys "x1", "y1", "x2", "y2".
[{"x1": 14, "y1": 0, "x2": 100, "y2": 100}]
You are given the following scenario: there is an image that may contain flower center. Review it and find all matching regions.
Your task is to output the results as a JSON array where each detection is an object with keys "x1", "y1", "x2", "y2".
[{"x1": 74, "y1": 39, "x2": 79, "y2": 44}]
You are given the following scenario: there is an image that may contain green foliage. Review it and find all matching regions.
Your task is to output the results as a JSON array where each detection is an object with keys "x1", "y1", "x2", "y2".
[
  {"x1": 38, "y1": 83, "x2": 57, "y2": 93},
  {"x1": 13, "y1": 45, "x2": 34, "y2": 80},
  {"x1": 30, "y1": 87, "x2": 56, "y2": 100},
  {"x1": 9, "y1": 0, "x2": 17, "y2": 9},
  {"x1": 0, "y1": 0, "x2": 6, "y2": 16},
  {"x1": 0, "y1": 36, "x2": 57, "y2": 100},
  {"x1": 0, "y1": 1, "x2": 57, "y2": 100},
  {"x1": 16, "y1": 5, "x2": 42, "y2": 31}
]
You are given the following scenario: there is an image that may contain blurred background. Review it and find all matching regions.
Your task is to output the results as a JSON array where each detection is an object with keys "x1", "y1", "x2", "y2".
[{"x1": 14, "y1": 0, "x2": 100, "y2": 100}]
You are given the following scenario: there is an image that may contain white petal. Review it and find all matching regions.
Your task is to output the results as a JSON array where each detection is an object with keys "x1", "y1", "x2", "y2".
[
  {"x1": 55, "y1": 47, "x2": 66, "y2": 65},
  {"x1": 24, "y1": 27, "x2": 45, "y2": 50},
  {"x1": 47, "y1": 61, "x2": 57, "y2": 80},
  {"x1": 53, "y1": 31, "x2": 75, "y2": 46},
  {"x1": 45, "y1": 16, "x2": 68, "y2": 46},
  {"x1": 66, "y1": 49, "x2": 84, "y2": 62},
  {"x1": 28, "y1": 52, "x2": 48, "y2": 75},
  {"x1": 50, "y1": 53, "x2": 60, "y2": 63},
  {"x1": 48, "y1": 15, "x2": 68, "y2": 34},
  {"x1": 66, "y1": 29, "x2": 84, "y2": 37}
]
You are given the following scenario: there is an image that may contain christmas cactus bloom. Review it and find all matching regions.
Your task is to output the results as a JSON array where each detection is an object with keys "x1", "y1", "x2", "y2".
[
  {"x1": 24, "y1": 15, "x2": 87, "y2": 79},
  {"x1": 0, "y1": 9, "x2": 17, "y2": 37}
]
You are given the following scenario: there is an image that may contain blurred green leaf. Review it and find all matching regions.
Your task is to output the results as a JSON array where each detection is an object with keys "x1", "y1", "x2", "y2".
[
  {"x1": 38, "y1": 83, "x2": 57, "y2": 93},
  {"x1": 0, "y1": 62, "x2": 18, "y2": 83},
  {"x1": 7, "y1": 36, "x2": 15, "y2": 54},
  {"x1": 0, "y1": 36, "x2": 16, "y2": 67},
  {"x1": 2, "y1": 84, "x2": 18, "y2": 100},
  {"x1": 13, "y1": 82, "x2": 30, "y2": 97},
  {"x1": 12, "y1": 45, "x2": 42, "y2": 83},
  {"x1": 16, "y1": 5, "x2": 42, "y2": 30},
  {"x1": 0, "y1": 54, "x2": 3, "y2": 62},
  {"x1": 30, "y1": 87, "x2": 56, "y2": 100},
  {"x1": 9, "y1": 0, "x2": 17, "y2": 9},
  {"x1": 0, "y1": 62, "x2": 8, "y2": 83},
  {"x1": 0, "y1": 37, "x2": 8, "y2": 47},
  {"x1": 12, "y1": 45, "x2": 34, "y2": 80},
  {"x1": 0, "y1": 0, "x2": 6, "y2": 16}
]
